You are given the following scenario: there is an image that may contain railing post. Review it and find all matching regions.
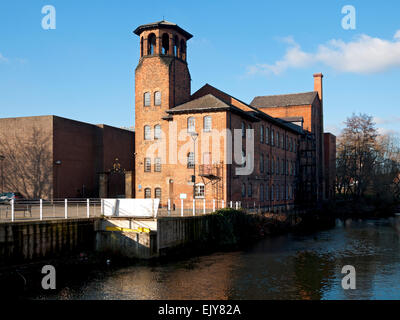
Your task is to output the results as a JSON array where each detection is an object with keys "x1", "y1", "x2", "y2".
[
  {"x1": 230, "y1": 201, "x2": 233, "y2": 208},
  {"x1": 168, "y1": 199, "x2": 171, "y2": 217},
  {"x1": 193, "y1": 199, "x2": 195, "y2": 216},
  {"x1": 213, "y1": 199, "x2": 215, "y2": 212},
  {"x1": 11, "y1": 199, "x2": 14, "y2": 222},
  {"x1": 235, "y1": 201, "x2": 238, "y2": 210},
  {"x1": 65, "y1": 199, "x2": 68, "y2": 219},
  {"x1": 87, "y1": 199, "x2": 90, "y2": 218},
  {"x1": 181, "y1": 199, "x2": 184, "y2": 217},
  {"x1": 40, "y1": 199, "x2": 43, "y2": 220}
]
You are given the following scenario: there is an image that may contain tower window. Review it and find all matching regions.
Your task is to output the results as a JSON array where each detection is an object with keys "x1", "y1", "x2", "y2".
[
  {"x1": 154, "y1": 91, "x2": 161, "y2": 106},
  {"x1": 173, "y1": 35, "x2": 179, "y2": 56},
  {"x1": 203, "y1": 116, "x2": 212, "y2": 132},
  {"x1": 154, "y1": 124, "x2": 161, "y2": 139},
  {"x1": 147, "y1": 33, "x2": 156, "y2": 55},
  {"x1": 161, "y1": 33, "x2": 169, "y2": 55},
  {"x1": 155, "y1": 188, "x2": 161, "y2": 199},
  {"x1": 180, "y1": 39, "x2": 186, "y2": 59},
  {"x1": 144, "y1": 188, "x2": 151, "y2": 198},
  {"x1": 140, "y1": 37, "x2": 144, "y2": 57},
  {"x1": 187, "y1": 117, "x2": 195, "y2": 133},
  {"x1": 144, "y1": 92, "x2": 150, "y2": 106},
  {"x1": 144, "y1": 125, "x2": 151, "y2": 140}
]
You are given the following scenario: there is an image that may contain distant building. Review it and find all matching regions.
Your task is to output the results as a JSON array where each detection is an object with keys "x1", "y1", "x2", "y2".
[{"x1": 0, "y1": 116, "x2": 134, "y2": 199}]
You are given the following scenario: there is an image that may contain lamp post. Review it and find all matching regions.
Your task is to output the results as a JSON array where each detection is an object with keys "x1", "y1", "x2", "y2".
[
  {"x1": 190, "y1": 132, "x2": 198, "y2": 200},
  {"x1": 0, "y1": 155, "x2": 4, "y2": 193}
]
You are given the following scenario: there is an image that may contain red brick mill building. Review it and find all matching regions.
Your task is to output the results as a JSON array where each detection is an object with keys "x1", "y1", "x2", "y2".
[
  {"x1": 0, "y1": 20, "x2": 336, "y2": 211},
  {"x1": 133, "y1": 20, "x2": 336, "y2": 211}
]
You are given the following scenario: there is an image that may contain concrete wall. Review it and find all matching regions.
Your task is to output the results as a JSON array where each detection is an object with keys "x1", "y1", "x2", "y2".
[{"x1": 0, "y1": 218, "x2": 97, "y2": 267}]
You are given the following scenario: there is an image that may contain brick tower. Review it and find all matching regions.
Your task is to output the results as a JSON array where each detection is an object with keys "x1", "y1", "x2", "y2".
[{"x1": 133, "y1": 21, "x2": 193, "y2": 201}]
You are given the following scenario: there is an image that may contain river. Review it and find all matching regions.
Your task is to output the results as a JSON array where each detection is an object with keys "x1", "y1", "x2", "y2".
[{"x1": 34, "y1": 217, "x2": 400, "y2": 300}]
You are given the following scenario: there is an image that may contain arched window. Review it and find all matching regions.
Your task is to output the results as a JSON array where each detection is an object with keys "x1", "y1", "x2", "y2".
[
  {"x1": 266, "y1": 155, "x2": 269, "y2": 174},
  {"x1": 276, "y1": 185, "x2": 280, "y2": 201},
  {"x1": 161, "y1": 33, "x2": 169, "y2": 55},
  {"x1": 144, "y1": 188, "x2": 151, "y2": 198},
  {"x1": 260, "y1": 154, "x2": 264, "y2": 173},
  {"x1": 173, "y1": 35, "x2": 179, "y2": 56},
  {"x1": 154, "y1": 91, "x2": 161, "y2": 106},
  {"x1": 154, "y1": 125, "x2": 161, "y2": 140},
  {"x1": 155, "y1": 188, "x2": 161, "y2": 199},
  {"x1": 187, "y1": 152, "x2": 195, "y2": 169},
  {"x1": 144, "y1": 125, "x2": 151, "y2": 140},
  {"x1": 260, "y1": 184, "x2": 264, "y2": 202},
  {"x1": 241, "y1": 122, "x2": 246, "y2": 137},
  {"x1": 144, "y1": 158, "x2": 151, "y2": 172},
  {"x1": 203, "y1": 116, "x2": 212, "y2": 132},
  {"x1": 271, "y1": 129, "x2": 275, "y2": 146},
  {"x1": 147, "y1": 33, "x2": 156, "y2": 55},
  {"x1": 155, "y1": 158, "x2": 161, "y2": 172},
  {"x1": 271, "y1": 157, "x2": 274, "y2": 174},
  {"x1": 271, "y1": 185, "x2": 274, "y2": 201},
  {"x1": 187, "y1": 117, "x2": 195, "y2": 133},
  {"x1": 140, "y1": 37, "x2": 144, "y2": 57},
  {"x1": 265, "y1": 185, "x2": 269, "y2": 201},
  {"x1": 276, "y1": 131, "x2": 280, "y2": 148},
  {"x1": 144, "y1": 92, "x2": 150, "y2": 106},
  {"x1": 248, "y1": 183, "x2": 252, "y2": 197},
  {"x1": 260, "y1": 125, "x2": 264, "y2": 143},
  {"x1": 276, "y1": 157, "x2": 279, "y2": 174},
  {"x1": 242, "y1": 183, "x2": 246, "y2": 197},
  {"x1": 265, "y1": 127, "x2": 269, "y2": 144},
  {"x1": 180, "y1": 39, "x2": 186, "y2": 59}
]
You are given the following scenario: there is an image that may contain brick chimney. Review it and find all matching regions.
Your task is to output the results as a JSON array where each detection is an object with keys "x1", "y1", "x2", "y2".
[{"x1": 313, "y1": 73, "x2": 323, "y2": 102}]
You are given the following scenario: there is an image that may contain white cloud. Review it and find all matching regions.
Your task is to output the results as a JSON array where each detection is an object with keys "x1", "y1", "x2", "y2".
[
  {"x1": 248, "y1": 30, "x2": 400, "y2": 75},
  {"x1": 373, "y1": 116, "x2": 400, "y2": 125},
  {"x1": 0, "y1": 53, "x2": 8, "y2": 63}
]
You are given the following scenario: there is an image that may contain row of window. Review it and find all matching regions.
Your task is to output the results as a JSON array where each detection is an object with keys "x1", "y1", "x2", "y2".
[
  {"x1": 144, "y1": 158, "x2": 162, "y2": 172},
  {"x1": 144, "y1": 187, "x2": 162, "y2": 199},
  {"x1": 143, "y1": 185, "x2": 205, "y2": 199},
  {"x1": 144, "y1": 125, "x2": 162, "y2": 140},
  {"x1": 141, "y1": 33, "x2": 186, "y2": 58},
  {"x1": 242, "y1": 122, "x2": 297, "y2": 152},
  {"x1": 241, "y1": 183, "x2": 295, "y2": 201},
  {"x1": 259, "y1": 154, "x2": 297, "y2": 176},
  {"x1": 144, "y1": 91, "x2": 161, "y2": 107}
]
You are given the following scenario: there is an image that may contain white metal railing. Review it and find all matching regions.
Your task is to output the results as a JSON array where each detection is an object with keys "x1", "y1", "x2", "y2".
[
  {"x1": 156, "y1": 199, "x2": 242, "y2": 217},
  {"x1": 0, "y1": 198, "x2": 102, "y2": 222}
]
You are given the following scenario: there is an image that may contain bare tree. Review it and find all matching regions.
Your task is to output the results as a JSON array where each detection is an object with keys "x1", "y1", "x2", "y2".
[{"x1": 0, "y1": 127, "x2": 52, "y2": 199}]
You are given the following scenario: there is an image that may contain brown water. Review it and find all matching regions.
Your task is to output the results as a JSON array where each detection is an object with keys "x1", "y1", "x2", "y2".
[{"x1": 35, "y1": 217, "x2": 400, "y2": 300}]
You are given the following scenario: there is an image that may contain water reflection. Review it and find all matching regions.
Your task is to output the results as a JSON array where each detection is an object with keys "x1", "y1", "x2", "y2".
[{"x1": 35, "y1": 218, "x2": 400, "y2": 300}]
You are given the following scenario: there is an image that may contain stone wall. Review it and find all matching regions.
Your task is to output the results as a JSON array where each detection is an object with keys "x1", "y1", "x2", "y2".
[{"x1": 0, "y1": 218, "x2": 97, "y2": 267}]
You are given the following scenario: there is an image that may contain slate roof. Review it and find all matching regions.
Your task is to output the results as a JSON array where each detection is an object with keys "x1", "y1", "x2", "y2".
[
  {"x1": 133, "y1": 20, "x2": 193, "y2": 39},
  {"x1": 166, "y1": 94, "x2": 257, "y2": 120},
  {"x1": 250, "y1": 92, "x2": 318, "y2": 108}
]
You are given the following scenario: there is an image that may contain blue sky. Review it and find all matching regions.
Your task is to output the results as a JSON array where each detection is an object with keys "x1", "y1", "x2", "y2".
[{"x1": 1, "y1": 0, "x2": 400, "y2": 136}]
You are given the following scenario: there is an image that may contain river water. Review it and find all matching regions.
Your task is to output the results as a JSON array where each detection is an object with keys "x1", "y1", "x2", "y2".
[{"x1": 35, "y1": 217, "x2": 400, "y2": 300}]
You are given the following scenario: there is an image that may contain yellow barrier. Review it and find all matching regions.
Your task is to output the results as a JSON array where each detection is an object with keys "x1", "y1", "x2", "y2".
[{"x1": 106, "y1": 226, "x2": 150, "y2": 233}]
